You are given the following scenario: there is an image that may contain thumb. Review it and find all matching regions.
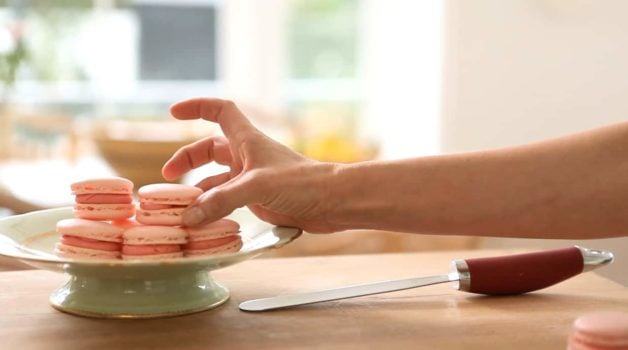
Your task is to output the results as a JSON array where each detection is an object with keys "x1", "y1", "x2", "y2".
[{"x1": 182, "y1": 178, "x2": 257, "y2": 227}]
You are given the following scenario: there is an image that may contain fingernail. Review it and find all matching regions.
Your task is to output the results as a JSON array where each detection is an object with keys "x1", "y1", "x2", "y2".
[{"x1": 183, "y1": 207, "x2": 206, "y2": 226}]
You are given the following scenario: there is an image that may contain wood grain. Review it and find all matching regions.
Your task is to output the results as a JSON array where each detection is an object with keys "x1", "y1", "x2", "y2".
[{"x1": 1, "y1": 250, "x2": 626, "y2": 350}]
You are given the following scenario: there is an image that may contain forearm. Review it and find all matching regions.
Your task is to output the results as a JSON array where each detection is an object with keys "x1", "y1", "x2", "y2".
[{"x1": 328, "y1": 122, "x2": 628, "y2": 238}]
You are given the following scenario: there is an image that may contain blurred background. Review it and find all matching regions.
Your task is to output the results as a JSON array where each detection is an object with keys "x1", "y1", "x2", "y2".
[{"x1": 0, "y1": 0, "x2": 626, "y2": 284}]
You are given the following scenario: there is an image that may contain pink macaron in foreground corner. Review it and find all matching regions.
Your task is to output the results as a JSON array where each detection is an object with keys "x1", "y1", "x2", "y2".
[
  {"x1": 54, "y1": 218, "x2": 123, "y2": 260},
  {"x1": 184, "y1": 219, "x2": 242, "y2": 257},
  {"x1": 136, "y1": 183, "x2": 203, "y2": 226},
  {"x1": 568, "y1": 311, "x2": 628, "y2": 350},
  {"x1": 122, "y1": 225, "x2": 187, "y2": 260},
  {"x1": 71, "y1": 177, "x2": 135, "y2": 220}
]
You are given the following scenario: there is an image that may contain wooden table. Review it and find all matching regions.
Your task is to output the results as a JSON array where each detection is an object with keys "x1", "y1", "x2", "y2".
[{"x1": 1, "y1": 250, "x2": 627, "y2": 349}]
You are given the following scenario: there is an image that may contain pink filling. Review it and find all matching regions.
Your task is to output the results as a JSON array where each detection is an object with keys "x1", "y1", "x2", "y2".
[
  {"x1": 139, "y1": 203, "x2": 184, "y2": 210},
  {"x1": 75, "y1": 193, "x2": 132, "y2": 204},
  {"x1": 61, "y1": 235, "x2": 122, "y2": 252},
  {"x1": 184, "y1": 235, "x2": 239, "y2": 250},
  {"x1": 122, "y1": 244, "x2": 182, "y2": 255}
]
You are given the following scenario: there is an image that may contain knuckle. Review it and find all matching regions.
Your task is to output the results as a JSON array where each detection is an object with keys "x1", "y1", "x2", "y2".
[{"x1": 222, "y1": 99, "x2": 236, "y2": 110}]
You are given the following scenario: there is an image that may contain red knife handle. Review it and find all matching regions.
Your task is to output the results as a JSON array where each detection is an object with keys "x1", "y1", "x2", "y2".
[{"x1": 454, "y1": 246, "x2": 584, "y2": 295}]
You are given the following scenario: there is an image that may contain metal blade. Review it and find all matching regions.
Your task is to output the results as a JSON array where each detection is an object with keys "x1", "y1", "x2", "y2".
[{"x1": 239, "y1": 273, "x2": 457, "y2": 312}]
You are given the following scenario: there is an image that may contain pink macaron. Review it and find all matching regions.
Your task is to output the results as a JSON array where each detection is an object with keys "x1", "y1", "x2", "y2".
[
  {"x1": 184, "y1": 219, "x2": 242, "y2": 257},
  {"x1": 136, "y1": 183, "x2": 203, "y2": 226},
  {"x1": 122, "y1": 225, "x2": 187, "y2": 260},
  {"x1": 568, "y1": 311, "x2": 628, "y2": 350},
  {"x1": 71, "y1": 177, "x2": 135, "y2": 220},
  {"x1": 54, "y1": 218, "x2": 123, "y2": 260}
]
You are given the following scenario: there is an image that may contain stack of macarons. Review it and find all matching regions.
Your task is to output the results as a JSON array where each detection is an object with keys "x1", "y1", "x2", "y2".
[
  {"x1": 55, "y1": 177, "x2": 134, "y2": 260},
  {"x1": 55, "y1": 177, "x2": 243, "y2": 261},
  {"x1": 55, "y1": 218, "x2": 124, "y2": 260},
  {"x1": 136, "y1": 183, "x2": 203, "y2": 226},
  {"x1": 71, "y1": 177, "x2": 135, "y2": 220},
  {"x1": 122, "y1": 225, "x2": 188, "y2": 260},
  {"x1": 122, "y1": 183, "x2": 201, "y2": 260}
]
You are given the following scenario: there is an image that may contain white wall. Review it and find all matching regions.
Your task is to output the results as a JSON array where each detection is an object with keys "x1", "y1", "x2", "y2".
[
  {"x1": 361, "y1": 0, "x2": 443, "y2": 159},
  {"x1": 442, "y1": 0, "x2": 628, "y2": 285},
  {"x1": 222, "y1": 0, "x2": 285, "y2": 109}
]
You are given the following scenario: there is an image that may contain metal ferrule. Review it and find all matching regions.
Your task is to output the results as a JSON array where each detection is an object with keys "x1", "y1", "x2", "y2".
[
  {"x1": 576, "y1": 246, "x2": 614, "y2": 272},
  {"x1": 450, "y1": 259, "x2": 471, "y2": 292}
]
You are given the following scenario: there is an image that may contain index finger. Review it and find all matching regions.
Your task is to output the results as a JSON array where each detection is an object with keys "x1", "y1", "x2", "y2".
[
  {"x1": 170, "y1": 98, "x2": 255, "y2": 139},
  {"x1": 162, "y1": 136, "x2": 233, "y2": 181}
]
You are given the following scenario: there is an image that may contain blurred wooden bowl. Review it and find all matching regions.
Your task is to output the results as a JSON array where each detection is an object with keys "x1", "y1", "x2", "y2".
[
  {"x1": 91, "y1": 119, "x2": 211, "y2": 188},
  {"x1": 93, "y1": 138, "x2": 191, "y2": 188}
]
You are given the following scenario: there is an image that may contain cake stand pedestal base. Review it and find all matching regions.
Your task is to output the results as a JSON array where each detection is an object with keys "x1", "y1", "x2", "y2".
[{"x1": 49, "y1": 264, "x2": 229, "y2": 318}]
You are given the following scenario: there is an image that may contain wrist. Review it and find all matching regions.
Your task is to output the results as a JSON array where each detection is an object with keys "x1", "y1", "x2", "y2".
[
  {"x1": 325, "y1": 161, "x2": 383, "y2": 231},
  {"x1": 308, "y1": 161, "x2": 344, "y2": 232}
]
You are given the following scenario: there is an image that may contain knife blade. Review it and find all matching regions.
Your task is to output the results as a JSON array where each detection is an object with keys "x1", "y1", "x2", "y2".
[
  {"x1": 239, "y1": 246, "x2": 613, "y2": 312},
  {"x1": 239, "y1": 273, "x2": 457, "y2": 312}
]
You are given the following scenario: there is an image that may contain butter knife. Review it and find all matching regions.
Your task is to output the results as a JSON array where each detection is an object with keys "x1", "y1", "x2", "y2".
[{"x1": 239, "y1": 246, "x2": 613, "y2": 312}]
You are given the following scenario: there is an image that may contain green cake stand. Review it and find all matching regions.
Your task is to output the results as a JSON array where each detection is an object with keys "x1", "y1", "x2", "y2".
[{"x1": 0, "y1": 207, "x2": 300, "y2": 318}]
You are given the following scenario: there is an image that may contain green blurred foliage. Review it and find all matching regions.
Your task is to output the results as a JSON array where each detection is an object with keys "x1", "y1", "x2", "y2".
[
  {"x1": 287, "y1": 0, "x2": 358, "y2": 79},
  {"x1": 0, "y1": 35, "x2": 26, "y2": 94}
]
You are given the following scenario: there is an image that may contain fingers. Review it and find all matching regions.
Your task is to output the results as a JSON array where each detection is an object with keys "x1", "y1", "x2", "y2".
[
  {"x1": 182, "y1": 178, "x2": 257, "y2": 226},
  {"x1": 170, "y1": 98, "x2": 256, "y2": 140},
  {"x1": 162, "y1": 136, "x2": 232, "y2": 181},
  {"x1": 196, "y1": 172, "x2": 231, "y2": 191}
]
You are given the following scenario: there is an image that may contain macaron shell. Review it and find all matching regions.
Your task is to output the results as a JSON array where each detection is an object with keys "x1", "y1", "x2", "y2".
[
  {"x1": 135, "y1": 207, "x2": 185, "y2": 226},
  {"x1": 74, "y1": 203, "x2": 135, "y2": 220},
  {"x1": 121, "y1": 252, "x2": 184, "y2": 260},
  {"x1": 138, "y1": 183, "x2": 202, "y2": 205},
  {"x1": 186, "y1": 219, "x2": 241, "y2": 241},
  {"x1": 185, "y1": 236, "x2": 243, "y2": 257},
  {"x1": 71, "y1": 177, "x2": 133, "y2": 195},
  {"x1": 187, "y1": 230, "x2": 237, "y2": 242},
  {"x1": 55, "y1": 243, "x2": 121, "y2": 260},
  {"x1": 56, "y1": 218, "x2": 123, "y2": 243},
  {"x1": 123, "y1": 225, "x2": 187, "y2": 245}
]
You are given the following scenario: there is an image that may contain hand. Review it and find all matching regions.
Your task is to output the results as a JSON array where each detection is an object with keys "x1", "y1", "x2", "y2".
[{"x1": 162, "y1": 98, "x2": 338, "y2": 232}]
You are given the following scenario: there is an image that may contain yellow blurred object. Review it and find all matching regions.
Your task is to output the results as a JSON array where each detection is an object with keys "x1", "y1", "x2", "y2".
[{"x1": 303, "y1": 133, "x2": 375, "y2": 163}]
